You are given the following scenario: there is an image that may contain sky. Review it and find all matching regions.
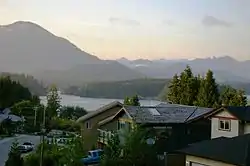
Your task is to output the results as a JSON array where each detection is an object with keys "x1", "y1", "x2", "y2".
[{"x1": 0, "y1": 0, "x2": 250, "y2": 60}]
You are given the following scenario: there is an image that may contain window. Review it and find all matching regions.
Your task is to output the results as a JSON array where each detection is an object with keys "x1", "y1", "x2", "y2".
[
  {"x1": 118, "y1": 121, "x2": 126, "y2": 130},
  {"x1": 85, "y1": 121, "x2": 91, "y2": 129},
  {"x1": 218, "y1": 119, "x2": 231, "y2": 131}
]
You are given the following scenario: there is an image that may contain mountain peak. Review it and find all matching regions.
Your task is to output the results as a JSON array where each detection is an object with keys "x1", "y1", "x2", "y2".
[{"x1": 1, "y1": 21, "x2": 42, "y2": 29}]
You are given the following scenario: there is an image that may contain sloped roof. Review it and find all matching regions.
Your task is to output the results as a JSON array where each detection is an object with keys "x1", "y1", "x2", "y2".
[
  {"x1": 76, "y1": 101, "x2": 122, "y2": 123},
  {"x1": 118, "y1": 104, "x2": 213, "y2": 124},
  {"x1": 205, "y1": 106, "x2": 250, "y2": 121},
  {"x1": 225, "y1": 106, "x2": 250, "y2": 121},
  {"x1": 0, "y1": 108, "x2": 22, "y2": 123},
  {"x1": 178, "y1": 134, "x2": 250, "y2": 166}
]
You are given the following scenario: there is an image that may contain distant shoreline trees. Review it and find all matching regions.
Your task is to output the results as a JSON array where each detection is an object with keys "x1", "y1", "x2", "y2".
[{"x1": 161, "y1": 66, "x2": 247, "y2": 107}]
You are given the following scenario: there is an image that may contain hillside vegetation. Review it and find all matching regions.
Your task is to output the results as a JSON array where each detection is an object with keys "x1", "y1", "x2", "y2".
[
  {"x1": 63, "y1": 79, "x2": 169, "y2": 99},
  {"x1": 0, "y1": 72, "x2": 46, "y2": 96}
]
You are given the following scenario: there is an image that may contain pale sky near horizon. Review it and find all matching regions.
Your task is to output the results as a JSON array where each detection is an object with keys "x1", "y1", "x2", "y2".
[{"x1": 0, "y1": 0, "x2": 250, "y2": 60}]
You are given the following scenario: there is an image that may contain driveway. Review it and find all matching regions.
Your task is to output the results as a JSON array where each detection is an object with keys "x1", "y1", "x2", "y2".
[{"x1": 0, "y1": 135, "x2": 40, "y2": 166}]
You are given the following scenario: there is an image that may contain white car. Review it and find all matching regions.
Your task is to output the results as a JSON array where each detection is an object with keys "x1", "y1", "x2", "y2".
[{"x1": 22, "y1": 142, "x2": 34, "y2": 151}]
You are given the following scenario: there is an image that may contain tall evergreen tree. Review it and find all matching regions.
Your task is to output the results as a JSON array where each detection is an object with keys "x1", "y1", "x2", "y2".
[
  {"x1": 166, "y1": 74, "x2": 181, "y2": 104},
  {"x1": 195, "y1": 70, "x2": 219, "y2": 107},
  {"x1": 220, "y1": 85, "x2": 247, "y2": 106},
  {"x1": 46, "y1": 85, "x2": 61, "y2": 118},
  {"x1": 179, "y1": 66, "x2": 197, "y2": 105}
]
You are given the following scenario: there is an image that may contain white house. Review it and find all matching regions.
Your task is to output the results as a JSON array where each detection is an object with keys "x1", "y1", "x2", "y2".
[{"x1": 205, "y1": 106, "x2": 250, "y2": 139}]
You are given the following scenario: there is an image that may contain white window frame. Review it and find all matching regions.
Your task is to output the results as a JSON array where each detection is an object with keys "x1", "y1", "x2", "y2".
[
  {"x1": 85, "y1": 121, "x2": 91, "y2": 129},
  {"x1": 218, "y1": 119, "x2": 231, "y2": 131}
]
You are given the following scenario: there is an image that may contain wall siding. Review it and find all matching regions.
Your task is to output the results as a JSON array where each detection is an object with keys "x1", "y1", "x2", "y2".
[
  {"x1": 80, "y1": 105, "x2": 122, "y2": 150},
  {"x1": 186, "y1": 155, "x2": 236, "y2": 166},
  {"x1": 211, "y1": 110, "x2": 239, "y2": 139},
  {"x1": 244, "y1": 123, "x2": 250, "y2": 134}
]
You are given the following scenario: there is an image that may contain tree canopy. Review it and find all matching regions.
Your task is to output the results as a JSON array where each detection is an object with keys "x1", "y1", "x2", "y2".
[
  {"x1": 0, "y1": 76, "x2": 32, "y2": 108},
  {"x1": 59, "y1": 106, "x2": 87, "y2": 120},
  {"x1": 46, "y1": 85, "x2": 61, "y2": 118},
  {"x1": 162, "y1": 66, "x2": 247, "y2": 107},
  {"x1": 124, "y1": 95, "x2": 140, "y2": 106}
]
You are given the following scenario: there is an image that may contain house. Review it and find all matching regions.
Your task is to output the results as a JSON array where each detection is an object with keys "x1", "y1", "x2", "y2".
[
  {"x1": 0, "y1": 108, "x2": 22, "y2": 123},
  {"x1": 205, "y1": 106, "x2": 250, "y2": 139},
  {"x1": 177, "y1": 133, "x2": 250, "y2": 166},
  {"x1": 97, "y1": 104, "x2": 214, "y2": 152},
  {"x1": 76, "y1": 101, "x2": 123, "y2": 150}
]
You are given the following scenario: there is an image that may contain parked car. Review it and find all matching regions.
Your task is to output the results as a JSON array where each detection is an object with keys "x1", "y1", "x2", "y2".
[
  {"x1": 80, "y1": 149, "x2": 104, "y2": 165},
  {"x1": 18, "y1": 145, "x2": 29, "y2": 153},
  {"x1": 22, "y1": 142, "x2": 34, "y2": 151}
]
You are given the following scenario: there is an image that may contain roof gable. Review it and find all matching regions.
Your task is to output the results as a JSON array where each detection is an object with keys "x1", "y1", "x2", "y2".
[
  {"x1": 206, "y1": 106, "x2": 250, "y2": 121},
  {"x1": 76, "y1": 101, "x2": 122, "y2": 123},
  {"x1": 98, "y1": 107, "x2": 132, "y2": 126}
]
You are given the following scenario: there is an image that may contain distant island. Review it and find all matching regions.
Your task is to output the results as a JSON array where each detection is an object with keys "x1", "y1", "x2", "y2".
[{"x1": 63, "y1": 78, "x2": 250, "y2": 99}]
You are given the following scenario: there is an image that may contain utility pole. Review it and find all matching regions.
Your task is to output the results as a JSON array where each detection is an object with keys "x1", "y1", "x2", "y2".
[
  {"x1": 34, "y1": 107, "x2": 37, "y2": 127},
  {"x1": 40, "y1": 106, "x2": 46, "y2": 166}
]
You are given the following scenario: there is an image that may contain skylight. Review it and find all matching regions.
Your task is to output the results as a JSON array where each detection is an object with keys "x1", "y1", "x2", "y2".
[{"x1": 148, "y1": 108, "x2": 161, "y2": 116}]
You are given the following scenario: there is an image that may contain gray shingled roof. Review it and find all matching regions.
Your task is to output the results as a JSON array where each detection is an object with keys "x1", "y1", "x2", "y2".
[
  {"x1": 124, "y1": 104, "x2": 213, "y2": 124},
  {"x1": 178, "y1": 134, "x2": 250, "y2": 166}
]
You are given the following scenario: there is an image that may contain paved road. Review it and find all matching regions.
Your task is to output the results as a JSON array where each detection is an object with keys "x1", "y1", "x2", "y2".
[{"x1": 0, "y1": 135, "x2": 40, "y2": 166}]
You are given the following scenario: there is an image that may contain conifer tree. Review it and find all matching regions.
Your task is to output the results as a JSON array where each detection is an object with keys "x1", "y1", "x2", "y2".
[
  {"x1": 167, "y1": 74, "x2": 181, "y2": 104},
  {"x1": 179, "y1": 66, "x2": 197, "y2": 105},
  {"x1": 195, "y1": 70, "x2": 219, "y2": 107}
]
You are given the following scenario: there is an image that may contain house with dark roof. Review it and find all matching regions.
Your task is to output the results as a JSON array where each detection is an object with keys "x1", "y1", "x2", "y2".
[
  {"x1": 177, "y1": 134, "x2": 250, "y2": 166},
  {"x1": 205, "y1": 106, "x2": 250, "y2": 139},
  {"x1": 76, "y1": 101, "x2": 123, "y2": 150},
  {"x1": 97, "y1": 104, "x2": 214, "y2": 152}
]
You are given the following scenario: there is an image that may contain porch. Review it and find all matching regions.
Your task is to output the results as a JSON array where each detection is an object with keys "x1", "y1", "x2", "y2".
[{"x1": 97, "y1": 129, "x2": 114, "y2": 145}]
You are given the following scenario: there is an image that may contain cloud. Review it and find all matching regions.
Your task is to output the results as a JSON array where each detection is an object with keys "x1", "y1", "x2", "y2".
[
  {"x1": 109, "y1": 17, "x2": 140, "y2": 26},
  {"x1": 202, "y1": 15, "x2": 232, "y2": 27}
]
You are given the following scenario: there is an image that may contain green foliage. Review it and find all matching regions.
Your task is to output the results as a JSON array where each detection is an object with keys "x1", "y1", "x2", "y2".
[
  {"x1": 46, "y1": 85, "x2": 61, "y2": 118},
  {"x1": 24, "y1": 138, "x2": 85, "y2": 166},
  {"x1": 124, "y1": 95, "x2": 140, "y2": 106},
  {"x1": 195, "y1": 70, "x2": 219, "y2": 107},
  {"x1": 165, "y1": 74, "x2": 180, "y2": 104},
  {"x1": 101, "y1": 128, "x2": 159, "y2": 166},
  {"x1": 0, "y1": 76, "x2": 32, "y2": 108},
  {"x1": 64, "y1": 79, "x2": 169, "y2": 99},
  {"x1": 220, "y1": 85, "x2": 247, "y2": 106},
  {"x1": 11, "y1": 100, "x2": 44, "y2": 133},
  {"x1": 0, "y1": 118, "x2": 16, "y2": 135},
  {"x1": 60, "y1": 106, "x2": 87, "y2": 120},
  {"x1": 163, "y1": 66, "x2": 247, "y2": 107},
  {"x1": 0, "y1": 72, "x2": 46, "y2": 96},
  {"x1": 5, "y1": 140, "x2": 23, "y2": 166},
  {"x1": 101, "y1": 133, "x2": 122, "y2": 166},
  {"x1": 49, "y1": 117, "x2": 79, "y2": 132}
]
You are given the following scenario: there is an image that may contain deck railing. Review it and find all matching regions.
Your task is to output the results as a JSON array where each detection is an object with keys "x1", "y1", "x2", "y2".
[{"x1": 97, "y1": 129, "x2": 114, "y2": 144}]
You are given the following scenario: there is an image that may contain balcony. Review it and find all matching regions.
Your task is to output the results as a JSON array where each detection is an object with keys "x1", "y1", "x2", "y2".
[{"x1": 97, "y1": 129, "x2": 114, "y2": 145}]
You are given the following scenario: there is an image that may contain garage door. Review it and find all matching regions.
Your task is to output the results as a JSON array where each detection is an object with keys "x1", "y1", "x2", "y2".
[{"x1": 190, "y1": 162, "x2": 207, "y2": 166}]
